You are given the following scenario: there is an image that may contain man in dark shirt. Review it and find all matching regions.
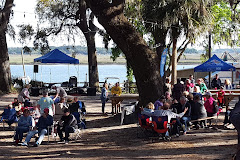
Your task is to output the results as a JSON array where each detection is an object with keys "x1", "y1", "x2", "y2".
[
  {"x1": 57, "y1": 108, "x2": 77, "y2": 144},
  {"x1": 174, "y1": 96, "x2": 191, "y2": 135},
  {"x1": 172, "y1": 79, "x2": 185, "y2": 102},
  {"x1": 211, "y1": 74, "x2": 221, "y2": 89}
]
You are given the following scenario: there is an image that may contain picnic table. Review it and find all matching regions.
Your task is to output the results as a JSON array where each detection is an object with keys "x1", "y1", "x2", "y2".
[
  {"x1": 208, "y1": 89, "x2": 240, "y2": 94},
  {"x1": 110, "y1": 94, "x2": 139, "y2": 114}
]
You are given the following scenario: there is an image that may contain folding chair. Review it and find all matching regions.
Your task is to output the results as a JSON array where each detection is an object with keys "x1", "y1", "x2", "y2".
[
  {"x1": 0, "y1": 108, "x2": 18, "y2": 130},
  {"x1": 152, "y1": 116, "x2": 171, "y2": 141},
  {"x1": 138, "y1": 114, "x2": 152, "y2": 129}
]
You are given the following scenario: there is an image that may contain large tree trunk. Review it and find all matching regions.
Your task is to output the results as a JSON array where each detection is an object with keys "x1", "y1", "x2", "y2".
[
  {"x1": 0, "y1": 0, "x2": 14, "y2": 93},
  {"x1": 78, "y1": 0, "x2": 99, "y2": 88},
  {"x1": 88, "y1": 0, "x2": 163, "y2": 106}
]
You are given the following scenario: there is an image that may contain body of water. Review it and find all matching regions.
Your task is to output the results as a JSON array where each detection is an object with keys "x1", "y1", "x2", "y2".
[{"x1": 10, "y1": 64, "x2": 197, "y2": 85}]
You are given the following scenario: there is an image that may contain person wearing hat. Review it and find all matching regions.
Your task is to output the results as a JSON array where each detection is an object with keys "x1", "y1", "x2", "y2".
[
  {"x1": 57, "y1": 108, "x2": 77, "y2": 144},
  {"x1": 52, "y1": 86, "x2": 67, "y2": 101},
  {"x1": 38, "y1": 91, "x2": 54, "y2": 116},
  {"x1": 21, "y1": 108, "x2": 53, "y2": 147}
]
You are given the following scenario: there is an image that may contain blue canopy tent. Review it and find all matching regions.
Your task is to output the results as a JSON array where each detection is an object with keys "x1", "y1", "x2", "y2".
[
  {"x1": 194, "y1": 54, "x2": 236, "y2": 72},
  {"x1": 194, "y1": 54, "x2": 236, "y2": 88},
  {"x1": 34, "y1": 49, "x2": 80, "y2": 85},
  {"x1": 34, "y1": 49, "x2": 79, "y2": 64}
]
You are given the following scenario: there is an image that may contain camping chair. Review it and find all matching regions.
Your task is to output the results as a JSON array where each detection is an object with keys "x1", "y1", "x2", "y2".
[
  {"x1": 138, "y1": 114, "x2": 152, "y2": 130},
  {"x1": 152, "y1": 116, "x2": 171, "y2": 141},
  {"x1": 0, "y1": 108, "x2": 18, "y2": 130},
  {"x1": 137, "y1": 114, "x2": 153, "y2": 138}
]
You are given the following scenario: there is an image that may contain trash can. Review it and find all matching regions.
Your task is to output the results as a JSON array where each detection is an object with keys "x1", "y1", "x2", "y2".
[{"x1": 87, "y1": 87, "x2": 96, "y2": 96}]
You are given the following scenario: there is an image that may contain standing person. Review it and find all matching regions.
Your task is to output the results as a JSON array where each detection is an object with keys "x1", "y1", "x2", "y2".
[
  {"x1": 230, "y1": 96, "x2": 240, "y2": 159},
  {"x1": 224, "y1": 79, "x2": 232, "y2": 90},
  {"x1": 100, "y1": 83, "x2": 108, "y2": 114},
  {"x1": 164, "y1": 78, "x2": 172, "y2": 95},
  {"x1": 18, "y1": 84, "x2": 31, "y2": 106},
  {"x1": 14, "y1": 109, "x2": 32, "y2": 144},
  {"x1": 111, "y1": 82, "x2": 122, "y2": 96},
  {"x1": 21, "y1": 108, "x2": 53, "y2": 147},
  {"x1": 189, "y1": 74, "x2": 195, "y2": 85},
  {"x1": 196, "y1": 78, "x2": 208, "y2": 94},
  {"x1": 52, "y1": 86, "x2": 67, "y2": 101},
  {"x1": 211, "y1": 74, "x2": 221, "y2": 89},
  {"x1": 172, "y1": 78, "x2": 185, "y2": 102},
  {"x1": 38, "y1": 91, "x2": 55, "y2": 116},
  {"x1": 217, "y1": 86, "x2": 225, "y2": 108},
  {"x1": 57, "y1": 108, "x2": 78, "y2": 144}
]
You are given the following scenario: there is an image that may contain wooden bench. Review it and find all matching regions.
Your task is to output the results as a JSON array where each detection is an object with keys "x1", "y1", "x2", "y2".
[
  {"x1": 190, "y1": 116, "x2": 218, "y2": 128},
  {"x1": 190, "y1": 116, "x2": 216, "y2": 123}
]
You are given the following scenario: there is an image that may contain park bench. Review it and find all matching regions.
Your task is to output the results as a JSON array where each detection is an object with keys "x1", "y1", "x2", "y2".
[{"x1": 190, "y1": 116, "x2": 218, "y2": 129}]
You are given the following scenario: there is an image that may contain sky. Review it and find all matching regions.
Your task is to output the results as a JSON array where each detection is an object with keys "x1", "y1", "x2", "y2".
[
  {"x1": 6, "y1": 0, "x2": 232, "y2": 51},
  {"x1": 7, "y1": 0, "x2": 105, "y2": 48}
]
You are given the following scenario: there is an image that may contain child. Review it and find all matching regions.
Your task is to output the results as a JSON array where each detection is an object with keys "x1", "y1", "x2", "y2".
[
  {"x1": 31, "y1": 101, "x2": 41, "y2": 124},
  {"x1": 217, "y1": 86, "x2": 225, "y2": 108}
]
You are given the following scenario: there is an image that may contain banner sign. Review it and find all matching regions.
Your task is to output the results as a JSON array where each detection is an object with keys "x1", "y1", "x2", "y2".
[{"x1": 160, "y1": 48, "x2": 168, "y2": 77}]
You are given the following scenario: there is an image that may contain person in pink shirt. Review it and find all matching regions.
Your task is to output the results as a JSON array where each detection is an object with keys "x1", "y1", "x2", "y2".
[{"x1": 204, "y1": 92, "x2": 217, "y2": 117}]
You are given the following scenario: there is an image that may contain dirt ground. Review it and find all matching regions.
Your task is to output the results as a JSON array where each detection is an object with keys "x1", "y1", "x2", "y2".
[{"x1": 0, "y1": 93, "x2": 238, "y2": 160}]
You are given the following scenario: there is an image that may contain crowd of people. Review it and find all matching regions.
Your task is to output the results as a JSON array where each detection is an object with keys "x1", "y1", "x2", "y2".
[
  {"x1": 141, "y1": 74, "x2": 231, "y2": 136},
  {"x1": 0, "y1": 84, "x2": 86, "y2": 146}
]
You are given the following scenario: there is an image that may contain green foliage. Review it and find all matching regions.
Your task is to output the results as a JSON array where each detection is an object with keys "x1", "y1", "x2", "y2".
[
  {"x1": 17, "y1": 24, "x2": 35, "y2": 45},
  {"x1": 126, "y1": 63, "x2": 134, "y2": 83},
  {"x1": 110, "y1": 46, "x2": 123, "y2": 61}
]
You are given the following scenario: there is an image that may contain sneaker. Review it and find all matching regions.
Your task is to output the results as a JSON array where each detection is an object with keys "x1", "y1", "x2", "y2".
[
  {"x1": 175, "y1": 134, "x2": 180, "y2": 138},
  {"x1": 21, "y1": 142, "x2": 28, "y2": 146},
  {"x1": 33, "y1": 143, "x2": 39, "y2": 147},
  {"x1": 65, "y1": 140, "x2": 69, "y2": 144}
]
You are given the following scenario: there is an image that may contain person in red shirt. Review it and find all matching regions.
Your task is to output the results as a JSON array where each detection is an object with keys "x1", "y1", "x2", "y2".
[{"x1": 217, "y1": 86, "x2": 225, "y2": 108}]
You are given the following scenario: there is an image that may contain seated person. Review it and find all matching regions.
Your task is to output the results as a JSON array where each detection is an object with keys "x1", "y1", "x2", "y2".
[
  {"x1": 12, "y1": 98, "x2": 22, "y2": 116},
  {"x1": 14, "y1": 109, "x2": 32, "y2": 144},
  {"x1": 12, "y1": 98, "x2": 20, "y2": 107},
  {"x1": 57, "y1": 108, "x2": 78, "y2": 144},
  {"x1": 21, "y1": 108, "x2": 53, "y2": 147},
  {"x1": 154, "y1": 96, "x2": 165, "y2": 110},
  {"x1": 0, "y1": 104, "x2": 18, "y2": 127},
  {"x1": 31, "y1": 101, "x2": 41, "y2": 125},
  {"x1": 141, "y1": 102, "x2": 155, "y2": 116},
  {"x1": 69, "y1": 97, "x2": 81, "y2": 122},
  {"x1": 154, "y1": 103, "x2": 188, "y2": 136},
  {"x1": 173, "y1": 96, "x2": 191, "y2": 135},
  {"x1": 191, "y1": 95, "x2": 207, "y2": 128},
  {"x1": 18, "y1": 84, "x2": 31, "y2": 105},
  {"x1": 54, "y1": 97, "x2": 68, "y2": 121}
]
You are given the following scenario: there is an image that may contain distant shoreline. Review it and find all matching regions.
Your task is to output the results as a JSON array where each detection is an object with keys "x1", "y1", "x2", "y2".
[{"x1": 10, "y1": 53, "x2": 234, "y2": 65}]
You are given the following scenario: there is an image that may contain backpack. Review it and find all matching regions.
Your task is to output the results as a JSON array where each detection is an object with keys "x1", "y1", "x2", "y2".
[{"x1": 212, "y1": 100, "x2": 219, "y2": 114}]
